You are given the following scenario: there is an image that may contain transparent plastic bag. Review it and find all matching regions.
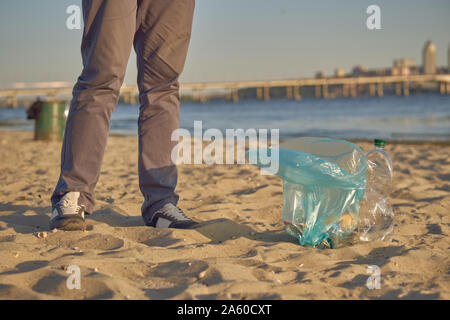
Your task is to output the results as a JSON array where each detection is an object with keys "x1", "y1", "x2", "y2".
[{"x1": 247, "y1": 137, "x2": 367, "y2": 248}]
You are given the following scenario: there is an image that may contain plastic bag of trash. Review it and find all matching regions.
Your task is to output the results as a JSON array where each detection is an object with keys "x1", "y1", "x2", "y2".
[{"x1": 246, "y1": 137, "x2": 367, "y2": 248}]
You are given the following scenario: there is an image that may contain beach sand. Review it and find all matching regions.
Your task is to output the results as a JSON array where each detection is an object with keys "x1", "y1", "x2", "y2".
[{"x1": 0, "y1": 130, "x2": 448, "y2": 300}]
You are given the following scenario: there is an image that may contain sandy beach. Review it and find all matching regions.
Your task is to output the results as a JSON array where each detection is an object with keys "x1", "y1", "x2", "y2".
[{"x1": 0, "y1": 130, "x2": 448, "y2": 300}]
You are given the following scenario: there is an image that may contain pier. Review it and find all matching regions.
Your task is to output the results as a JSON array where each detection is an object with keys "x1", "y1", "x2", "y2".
[{"x1": 0, "y1": 74, "x2": 449, "y2": 107}]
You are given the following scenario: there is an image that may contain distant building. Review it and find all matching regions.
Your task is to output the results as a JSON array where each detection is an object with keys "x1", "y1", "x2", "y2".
[
  {"x1": 374, "y1": 68, "x2": 390, "y2": 76},
  {"x1": 409, "y1": 66, "x2": 421, "y2": 75},
  {"x1": 423, "y1": 41, "x2": 437, "y2": 74},
  {"x1": 393, "y1": 58, "x2": 415, "y2": 69},
  {"x1": 448, "y1": 44, "x2": 450, "y2": 72},
  {"x1": 335, "y1": 68, "x2": 346, "y2": 77},
  {"x1": 315, "y1": 71, "x2": 326, "y2": 79},
  {"x1": 391, "y1": 67, "x2": 410, "y2": 76},
  {"x1": 391, "y1": 59, "x2": 415, "y2": 76},
  {"x1": 351, "y1": 65, "x2": 369, "y2": 77}
]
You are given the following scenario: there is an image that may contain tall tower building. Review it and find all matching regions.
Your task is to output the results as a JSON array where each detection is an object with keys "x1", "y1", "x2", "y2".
[
  {"x1": 448, "y1": 43, "x2": 450, "y2": 72},
  {"x1": 423, "y1": 40, "x2": 436, "y2": 74}
]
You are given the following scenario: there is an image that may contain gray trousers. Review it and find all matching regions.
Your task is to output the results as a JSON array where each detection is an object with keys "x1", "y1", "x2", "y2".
[{"x1": 51, "y1": 0, "x2": 195, "y2": 224}]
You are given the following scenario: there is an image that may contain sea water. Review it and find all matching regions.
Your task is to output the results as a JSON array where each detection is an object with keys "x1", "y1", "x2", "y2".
[{"x1": 1, "y1": 94, "x2": 449, "y2": 142}]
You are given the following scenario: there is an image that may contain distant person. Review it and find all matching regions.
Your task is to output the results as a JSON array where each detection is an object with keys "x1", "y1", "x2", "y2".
[
  {"x1": 50, "y1": 0, "x2": 197, "y2": 231},
  {"x1": 26, "y1": 98, "x2": 43, "y2": 120}
]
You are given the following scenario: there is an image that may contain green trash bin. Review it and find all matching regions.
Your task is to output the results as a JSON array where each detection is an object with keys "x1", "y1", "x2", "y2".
[{"x1": 34, "y1": 101, "x2": 67, "y2": 141}]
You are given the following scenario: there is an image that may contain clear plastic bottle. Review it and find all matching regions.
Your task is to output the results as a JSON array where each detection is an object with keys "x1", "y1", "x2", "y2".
[
  {"x1": 365, "y1": 139, "x2": 393, "y2": 197},
  {"x1": 358, "y1": 139, "x2": 395, "y2": 241}
]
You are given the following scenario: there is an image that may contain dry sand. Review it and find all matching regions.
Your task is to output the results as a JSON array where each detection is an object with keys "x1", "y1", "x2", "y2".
[{"x1": 0, "y1": 130, "x2": 448, "y2": 300}]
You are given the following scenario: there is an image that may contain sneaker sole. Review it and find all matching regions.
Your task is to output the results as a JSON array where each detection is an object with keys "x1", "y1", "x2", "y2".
[
  {"x1": 50, "y1": 216, "x2": 86, "y2": 231},
  {"x1": 146, "y1": 215, "x2": 199, "y2": 229},
  {"x1": 168, "y1": 221, "x2": 199, "y2": 229}
]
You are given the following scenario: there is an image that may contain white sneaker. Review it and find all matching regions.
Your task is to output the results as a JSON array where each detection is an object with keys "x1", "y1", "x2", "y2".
[
  {"x1": 50, "y1": 192, "x2": 86, "y2": 231},
  {"x1": 147, "y1": 203, "x2": 198, "y2": 229}
]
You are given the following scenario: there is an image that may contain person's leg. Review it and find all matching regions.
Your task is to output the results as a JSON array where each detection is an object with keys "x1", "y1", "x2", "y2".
[
  {"x1": 51, "y1": 0, "x2": 138, "y2": 214},
  {"x1": 134, "y1": 0, "x2": 195, "y2": 225}
]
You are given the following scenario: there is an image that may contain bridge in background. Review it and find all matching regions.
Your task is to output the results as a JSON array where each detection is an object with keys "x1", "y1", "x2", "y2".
[{"x1": 1, "y1": 74, "x2": 449, "y2": 108}]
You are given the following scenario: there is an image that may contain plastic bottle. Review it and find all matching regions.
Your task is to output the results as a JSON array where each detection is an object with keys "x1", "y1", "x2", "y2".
[
  {"x1": 358, "y1": 139, "x2": 395, "y2": 241},
  {"x1": 366, "y1": 139, "x2": 393, "y2": 197}
]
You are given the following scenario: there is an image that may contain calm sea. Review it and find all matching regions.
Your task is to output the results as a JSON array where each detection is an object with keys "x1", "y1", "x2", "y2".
[{"x1": 1, "y1": 94, "x2": 449, "y2": 142}]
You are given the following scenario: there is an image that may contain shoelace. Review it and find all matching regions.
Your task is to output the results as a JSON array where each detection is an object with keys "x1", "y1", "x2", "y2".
[
  {"x1": 162, "y1": 206, "x2": 190, "y2": 221},
  {"x1": 59, "y1": 198, "x2": 83, "y2": 215}
]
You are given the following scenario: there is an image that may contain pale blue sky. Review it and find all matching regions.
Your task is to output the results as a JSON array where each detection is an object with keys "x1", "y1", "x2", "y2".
[{"x1": 0, "y1": 0, "x2": 449, "y2": 88}]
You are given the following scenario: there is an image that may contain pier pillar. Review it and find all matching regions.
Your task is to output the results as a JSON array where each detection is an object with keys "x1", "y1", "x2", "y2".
[
  {"x1": 123, "y1": 93, "x2": 130, "y2": 104},
  {"x1": 225, "y1": 89, "x2": 232, "y2": 101},
  {"x1": 369, "y1": 83, "x2": 376, "y2": 97},
  {"x1": 315, "y1": 85, "x2": 321, "y2": 98},
  {"x1": 395, "y1": 83, "x2": 402, "y2": 96},
  {"x1": 322, "y1": 84, "x2": 328, "y2": 99},
  {"x1": 8, "y1": 96, "x2": 19, "y2": 108},
  {"x1": 403, "y1": 82, "x2": 409, "y2": 96},
  {"x1": 440, "y1": 82, "x2": 446, "y2": 95},
  {"x1": 294, "y1": 86, "x2": 301, "y2": 100},
  {"x1": 256, "y1": 87, "x2": 263, "y2": 100},
  {"x1": 200, "y1": 90, "x2": 207, "y2": 103},
  {"x1": 377, "y1": 83, "x2": 384, "y2": 97},
  {"x1": 447, "y1": 82, "x2": 450, "y2": 95},
  {"x1": 350, "y1": 84, "x2": 357, "y2": 98},
  {"x1": 286, "y1": 86, "x2": 293, "y2": 100},
  {"x1": 264, "y1": 87, "x2": 270, "y2": 101},
  {"x1": 342, "y1": 84, "x2": 349, "y2": 97},
  {"x1": 193, "y1": 90, "x2": 200, "y2": 102},
  {"x1": 232, "y1": 88, "x2": 239, "y2": 102},
  {"x1": 130, "y1": 92, "x2": 137, "y2": 105}
]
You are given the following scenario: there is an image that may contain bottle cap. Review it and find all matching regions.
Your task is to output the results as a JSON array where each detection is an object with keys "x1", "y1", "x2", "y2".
[{"x1": 374, "y1": 139, "x2": 386, "y2": 147}]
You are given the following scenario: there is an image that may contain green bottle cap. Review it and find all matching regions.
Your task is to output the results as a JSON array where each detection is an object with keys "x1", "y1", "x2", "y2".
[{"x1": 374, "y1": 139, "x2": 386, "y2": 147}]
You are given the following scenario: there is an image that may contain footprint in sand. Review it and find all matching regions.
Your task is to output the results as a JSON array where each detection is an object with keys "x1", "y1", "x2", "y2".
[
  {"x1": 71, "y1": 234, "x2": 124, "y2": 251},
  {"x1": 0, "y1": 260, "x2": 49, "y2": 275},
  {"x1": 149, "y1": 260, "x2": 209, "y2": 280},
  {"x1": 113, "y1": 227, "x2": 181, "y2": 247},
  {"x1": 45, "y1": 233, "x2": 124, "y2": 251},
  {"x1": 31, "y1": 270, "x2": 114, "y2": 299},
  {"x1": 0, "y1": 283, "x2": 41, "y2": 299}
]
